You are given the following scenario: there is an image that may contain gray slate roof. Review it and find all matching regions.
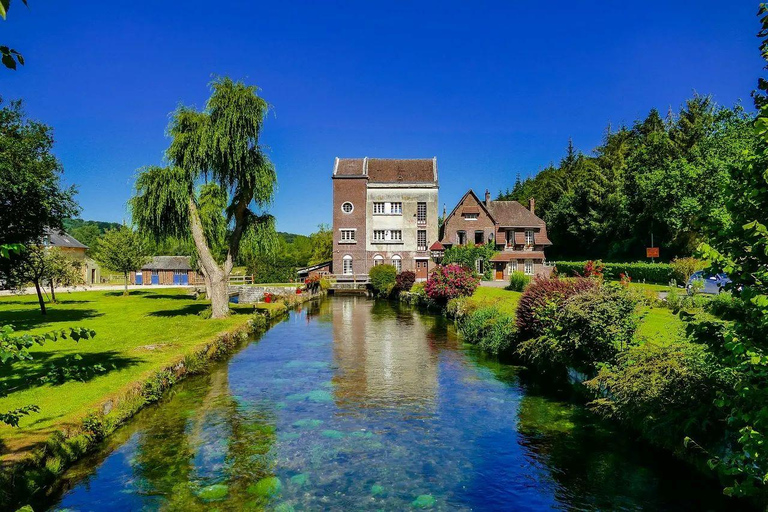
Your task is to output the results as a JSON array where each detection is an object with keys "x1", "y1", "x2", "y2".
[
  {"x1": 44, "y1": 228, "x2": 88, "y2": 249},
  {"x1": 142, "y1": 256, "x2": 193, "y2": 271}
]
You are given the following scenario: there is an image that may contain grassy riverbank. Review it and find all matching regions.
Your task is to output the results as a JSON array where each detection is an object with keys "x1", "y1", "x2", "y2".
[
  {"x1": 0, "y1": 289, "x2": 261, "y2": 455},
  {"x1": 0, "y1": 288, "x2": 319, "y2": 508}
]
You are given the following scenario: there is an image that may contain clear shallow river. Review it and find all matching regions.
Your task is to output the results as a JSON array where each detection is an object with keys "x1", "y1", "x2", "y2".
[{"x1": 46, "y1": 298, "x2": 734, "y2": 511}]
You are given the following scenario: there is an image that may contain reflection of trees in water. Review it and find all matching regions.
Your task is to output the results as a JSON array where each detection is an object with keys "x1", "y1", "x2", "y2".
[
  {"x1": 472, "y1": 353, "x2": 734, "y2": 511},
  {"x1": 130, "y1": 367, "x2": 278, "y2": 509}
]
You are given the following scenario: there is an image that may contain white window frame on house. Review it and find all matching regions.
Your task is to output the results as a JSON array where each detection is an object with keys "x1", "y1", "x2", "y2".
[
  {"x1": 417, "y1": 202, "x2": 427, "y2": 224},
  {"x1": 392, "y1": 255, "x2": 402, "y2": 272},
  {"x1": 373, "y1": 254, "x2": 384, "y2": 266},
  {"x1": 510, "y1": 260, "x2": 518, "y2": 273},
  {"x1": 417, "y1": 230, "x2": 427, "y2": 251},
  {"x1": 339, "y1": 228, "x2": 356, "y2": 243},
  {"x1": 341, "y1": 201, "x2": 354, "y2": 214},
  {"x1": 373, "y1": 229, "x2": 402, "y2": 243},
  {"x1": 372, "y1": 202, "x2": 402, "y2": 215},
  {"x1": 525, "y1": 229, "x2": 535, "y2": 245},
  {"x1": 475, "y1": 259, "x2": 484, "y2": 275},
  {"x1": 342, "y1": 255, "x2": 353, "y2": 275},
  {"x1": 524, "y1": 259, "x2": 533, "y2": 276},
  {"x1": 463, "y1": 213, "x2": 479, "y2": 220}
]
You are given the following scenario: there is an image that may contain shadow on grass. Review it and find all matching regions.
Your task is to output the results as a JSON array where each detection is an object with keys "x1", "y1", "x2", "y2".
[
  {"x1": 0, "y1": 299, "x2": 93, "y2": 306},
  {"x1": 103, "y1": 290, "x2": 153, "y2": 297},
  {"x1": 147, "y1": 303, "x2": 208, "y2": 317},
  {"x1": 0, "y1": 308, "x2": 103, "y2": 331},
  {"x1": 141, "y1": 293, "x2": 196, "y2": 300},
  {"x1": 0, "y1": 351, "x2": 142, "y2": 396}
]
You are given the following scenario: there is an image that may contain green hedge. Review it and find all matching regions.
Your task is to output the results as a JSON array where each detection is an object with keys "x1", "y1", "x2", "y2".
[{"x1": 554, "y1": 261, "x2": 674, "y2": 285}]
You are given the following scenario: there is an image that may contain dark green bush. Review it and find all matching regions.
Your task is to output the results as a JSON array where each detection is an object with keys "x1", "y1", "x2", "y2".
[
  {"x1": 555, "y1": 261, "x2": 673, "y2": 284},
  {"x1": 507, "y1": 271, "x2": 530, "y2": 292},
  {"x1": 457, "y1": 306, "x2": 516, "y2": 355},
  {"x1": 517, "y1": 284, "x2": 639, "y2": 374},
  {"x1": 369, "y1": 264, "x2": 397, "y2": 297},
  {"x1": 443, "y1": 243, "x2": 497, "y2": 280},
  {"x1": 585, "y1": 340, "x2": 727, "y2": 448},
  {"x1": 516, "y1": 276, "x2": 598, "y2": 339}
]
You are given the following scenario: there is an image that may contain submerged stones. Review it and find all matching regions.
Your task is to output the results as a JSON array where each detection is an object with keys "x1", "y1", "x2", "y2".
[
  {"x1": 247, "y1": 476, "x2": 282, "y2": 498},
  {"x1": 411, "y1": 494, "x2": 436, "y2": 508},
  {"x1": 285, "y1": 390, "x2": 333, "y2": 403},
  {"x1": 320, "y1": 429, "x2": 344, "y2": 439},
  {"x1": 370, "y1": 484, "x2": 384, "y2": 496},
  {"x1": 196, "y1": 483, "x2": 229, "y2": 502},
  {"x1": 290, "y1": 473, "x2": 309, "y2": 486},
  {"x1": 292, "y1": 418, "x2": 323, "y2": 428}
]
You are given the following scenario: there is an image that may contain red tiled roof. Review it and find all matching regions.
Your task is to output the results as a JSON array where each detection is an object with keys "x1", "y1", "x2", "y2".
[
  {"x1": 490, "y1": 251, "x2": 545, "y2": 262},
  {"x1": 333, "y1": 157, "x2": 437, "y2": 184},
  {"x1": 487, "y1": 200, "x2": 545, "y2": 227},
  {"x1": 429, "y1": 241, "x2": 445, "y2": 251}
]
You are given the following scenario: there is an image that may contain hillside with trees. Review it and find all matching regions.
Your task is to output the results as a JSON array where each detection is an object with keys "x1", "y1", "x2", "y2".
[{"x1": 499, "y1": 96, "x2": 757, "y2": 261}]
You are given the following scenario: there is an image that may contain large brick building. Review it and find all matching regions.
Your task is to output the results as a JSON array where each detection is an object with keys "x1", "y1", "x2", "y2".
[
  {"x1": 331, "y1": 157, "x2": 439, "y2": 280},
  {"x1": 440, "y1": 189, "x2": 553, "y2": 280}
]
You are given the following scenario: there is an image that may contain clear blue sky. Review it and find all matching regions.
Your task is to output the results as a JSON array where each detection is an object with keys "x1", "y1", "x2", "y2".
[{"x1": 2, "y1": 1, "x2": 762, "y2": 235}]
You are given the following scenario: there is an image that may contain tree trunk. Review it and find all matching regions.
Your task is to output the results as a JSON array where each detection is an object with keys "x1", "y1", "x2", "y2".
[
  {"x1": 123, "y1": 272, "x2": 129, "y2": 296},
  {"x1": 50, "y1": 279, "x2": 57, "y2": 303},
  {"x1": 34, "y1": 279, "x2": 46, "y2": 315},
  {"x1": 188, "y1": 198, "x2": 229, "y2": 318}
]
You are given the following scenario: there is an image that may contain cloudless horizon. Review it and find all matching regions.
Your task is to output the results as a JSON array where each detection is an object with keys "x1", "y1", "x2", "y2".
[{"x1": 2, "y1": 1, "x2": 763, "y2": 235}]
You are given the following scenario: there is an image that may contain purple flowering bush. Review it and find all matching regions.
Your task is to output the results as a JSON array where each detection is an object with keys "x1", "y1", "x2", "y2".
[{"x1": 425, "y1": 264, "x2": 480, "y2": 303}]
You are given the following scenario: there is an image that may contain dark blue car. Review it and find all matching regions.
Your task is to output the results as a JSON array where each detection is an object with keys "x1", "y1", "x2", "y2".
[{"x1": 687, "y1": 271, "x2": 731, "y2": 295}]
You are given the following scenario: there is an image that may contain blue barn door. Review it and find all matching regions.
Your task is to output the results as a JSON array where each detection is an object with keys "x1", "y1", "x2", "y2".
[
  {"x1": 172, "y1": 272, "x2": 180, "y2": 285},
  {"x1": 135, "y1": 273, "x2": 143, "y2": 285},
  {"x1": 151, "y1": 271, "x2": 159, "y2": 285},
  {"x1": 179, "y1": 273, "x2": 188, "y2": 285}
]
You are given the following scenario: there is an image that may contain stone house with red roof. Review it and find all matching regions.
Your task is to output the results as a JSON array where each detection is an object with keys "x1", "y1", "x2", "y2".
[
  {"x1": 440, "y1": 189, "x2": 553, "y2": 281},
  {"x1": 332, "y1": 157, "x2": 439, "y2": 281}
]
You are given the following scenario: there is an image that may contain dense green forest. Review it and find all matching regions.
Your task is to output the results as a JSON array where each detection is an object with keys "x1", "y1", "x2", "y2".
[{"x1": 499, "y1": 96, "x2": 758, "y2": 261}]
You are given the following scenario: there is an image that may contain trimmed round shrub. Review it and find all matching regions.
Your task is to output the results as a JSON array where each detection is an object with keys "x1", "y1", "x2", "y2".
[
  {"x1": 515, "y1": 276, "x2": 598, "y2": 339},
  {"x1": 424, "y1": 264, "x2": 480, "y2": 303},
  {"x1": 507, "y1": 271, "x2": 531, "y2": 292},
  {"x1": 395, "y1": 270, "x2": 416, "y2": 292},
  {"x1": 369, "y1": 264, "x2": 397, "y2": 297}
]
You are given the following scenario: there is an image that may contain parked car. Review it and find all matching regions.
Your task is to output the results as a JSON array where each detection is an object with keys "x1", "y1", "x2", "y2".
[{"x1": 687, "y1": 271, "x2": 731, "y2": 295}]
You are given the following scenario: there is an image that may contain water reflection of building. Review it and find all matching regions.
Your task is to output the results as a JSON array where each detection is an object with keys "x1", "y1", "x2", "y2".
[{"x1": 331, "y1": 297, "x2": 444, "y2": 412}]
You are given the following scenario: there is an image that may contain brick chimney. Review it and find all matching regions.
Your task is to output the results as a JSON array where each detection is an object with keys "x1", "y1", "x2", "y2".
[
  {"x1": 529, "y1": 197, "x2": 535, "y2": 215},
  {"x1": 485, "y1": 189, "x2": 491, "y2": 207}
]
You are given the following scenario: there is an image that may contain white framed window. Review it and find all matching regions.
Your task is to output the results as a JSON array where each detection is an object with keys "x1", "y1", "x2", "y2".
[
  {"x1": 417, "y1": 202, "x2": 427, "y2": 224},
  {"x1": 463, "y1": 213, "x2": 478, "y2": 220},
  {"x1": 339, "y1": 229, "x2": 356, "y2": 242},
  {"x1": 525, "y1": 230, "x2": 535, "y2": 245},
  {"x1": 373, "y1": 202, "x2": 385, "y2": 214},
  {"x1": 417, "y1": 230, "x2": 427, "y2": 251},
  {"x1": 392, "y1": 255, "x2": 402, "y2": 272},
  {"x1": 341, "y1": 202, "x2": 354, "y2": 214},
  {"x1": 390, "y1": 202, "x2": 402, "y2": 215},
  {"x1": 510, "y1": 260, "x2": 518, "y2": 273},
  {"x1": 373, "y1": 255, "x2": 384, "y2": 266},
  {"x1": 524, "y1": 259, "x2": 533, "y2": 276},
  {"x1": 372, "y1": 229, "x2": 402, "y2": 242},
  {"x1": 343, "y1": 255, "x2": 353, "y2": 275}
]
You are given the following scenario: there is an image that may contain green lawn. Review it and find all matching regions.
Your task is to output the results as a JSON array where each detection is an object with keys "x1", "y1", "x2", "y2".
[
  {"x1": 0, "y1": 289, "x2": 256, "y2": 455},
  {"x1": 467, "y1": 287, "x2": 521, "y2": 316}
]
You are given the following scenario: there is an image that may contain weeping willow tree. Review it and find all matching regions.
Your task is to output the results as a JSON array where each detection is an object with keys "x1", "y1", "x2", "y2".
[{"x1": 131, "y1": 77, "x2": 277, "y2": 318}]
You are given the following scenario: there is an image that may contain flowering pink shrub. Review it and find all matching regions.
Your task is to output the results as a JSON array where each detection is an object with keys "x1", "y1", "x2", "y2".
[
  {"x1": 583, "y1": 260, "x2": 605, "y2": 278},
  {"x1": 515, "y1": 276, "x2": 598, "y2": 339},
  {"x1": 424, "y1": 264, "x2": 480, "y2": 303}
]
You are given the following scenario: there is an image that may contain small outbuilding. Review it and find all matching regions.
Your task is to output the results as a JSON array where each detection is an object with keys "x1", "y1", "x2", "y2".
[
  {"x1": 296, "y1": 260, "x2": 332, "y2": 281},
  {"x1": 43, "y1": 227, "x2": 101, "y2": 285},
  {"x1": 130, "y1": 256, "x2": 202, "y2": 285}
]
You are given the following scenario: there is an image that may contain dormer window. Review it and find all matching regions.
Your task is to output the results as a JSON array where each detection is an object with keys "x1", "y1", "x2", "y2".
[
  {"x1": 525, "y1": 230, "x2": 535, "y2": 245},
  {"x1": 463, "y1": 213, "x2": 478, "y2": 220}
]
